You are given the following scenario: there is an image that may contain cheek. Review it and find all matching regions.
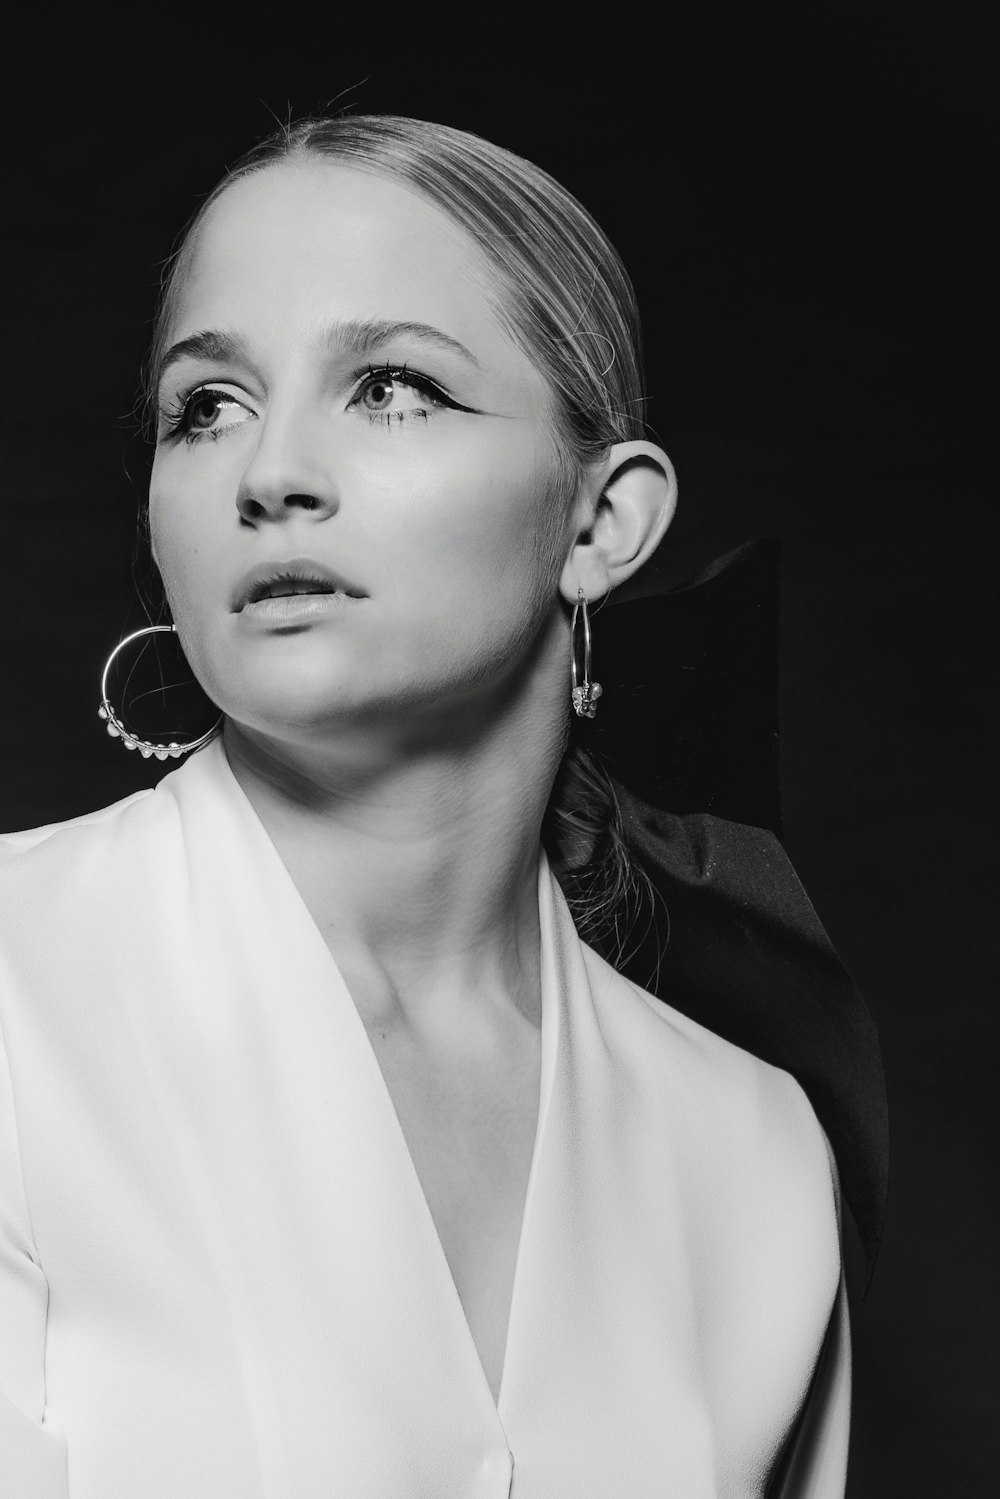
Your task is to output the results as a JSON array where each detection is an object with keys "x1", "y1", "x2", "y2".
[
  {"x1": 474, "y1": 460, "x2": 569, "y2": 606},
  {"x1": 398, "y1": 457, "x2": 569, "y2": 687},
  {"x1": 147, "y1": 466, "x2": 213, "y2": 613},
  {"x1": 396, "y1": 429, "x2": 569, "y2": 584},
  {"x1": 148, "y1": 455, "x2": 178, "y2": 570}
]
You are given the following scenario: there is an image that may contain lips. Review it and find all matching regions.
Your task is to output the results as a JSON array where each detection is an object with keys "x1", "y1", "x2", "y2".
[{"x1": 231, "y1": 557, "x2": 367, "y2": 612}]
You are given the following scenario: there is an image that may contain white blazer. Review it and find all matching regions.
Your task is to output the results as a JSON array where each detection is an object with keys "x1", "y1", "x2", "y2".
[{"x1": 0, "y1": 739, "x2": 848, "y2": 1497}]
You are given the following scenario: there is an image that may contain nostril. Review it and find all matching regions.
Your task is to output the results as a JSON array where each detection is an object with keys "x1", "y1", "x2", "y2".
[{"x1": 236, "y1": 488, "x2": 331, "y2": 521}]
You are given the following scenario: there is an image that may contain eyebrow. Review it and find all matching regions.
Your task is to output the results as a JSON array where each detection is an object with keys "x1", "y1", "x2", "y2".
[
  {"x1": 156, "y1": 317, "x2": 479, "y2": 389},
  {"x1": 323, "y1": 318, "x2": 480, "y2": 368},
  {"x1": 155, "y1": 329, "x2": 250, "y2": 389}
]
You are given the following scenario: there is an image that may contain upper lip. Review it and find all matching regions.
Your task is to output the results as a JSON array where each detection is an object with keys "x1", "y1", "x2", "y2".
[{"x1": 231, "y1": 557, "x2": 367, "y2": 612}]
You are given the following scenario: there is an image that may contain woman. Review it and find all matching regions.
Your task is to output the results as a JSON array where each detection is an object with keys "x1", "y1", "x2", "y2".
[{"x1": 0, "y1": 114, "x2": 883, "y2": 1497}]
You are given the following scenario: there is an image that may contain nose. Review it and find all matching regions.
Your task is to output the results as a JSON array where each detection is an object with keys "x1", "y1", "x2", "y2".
[{"x1": 234, "y1": 405, "x2": 340, "y2": 526}]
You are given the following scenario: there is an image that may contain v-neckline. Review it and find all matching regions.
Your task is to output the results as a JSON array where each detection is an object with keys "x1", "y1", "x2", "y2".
[
  {"x1": 369, "y1": 1011, "x2": 547, "y2": 1411},
  {"x1": 208, "y1": 738, "x2": 561, "y2": 1420}
]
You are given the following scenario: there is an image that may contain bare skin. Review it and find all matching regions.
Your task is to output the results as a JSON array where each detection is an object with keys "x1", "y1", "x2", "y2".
[
  {"x1": 223, "y1": 716, "x2": 553, "y2": 1401},
  {"x1": 221, "y1": 649, "x2": 554, "y2": 1401},
  {"x1": 149, "y1": 159, "x2": 676, "y2": 1400}
]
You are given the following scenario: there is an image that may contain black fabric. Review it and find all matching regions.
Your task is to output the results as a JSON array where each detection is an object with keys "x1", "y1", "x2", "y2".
[
  {"x1": 590, "y1": 538, "x2": 783, "y2": 835},
  {"x1": 578, "y1": 541, "x2": 888, "y2": 1283}
]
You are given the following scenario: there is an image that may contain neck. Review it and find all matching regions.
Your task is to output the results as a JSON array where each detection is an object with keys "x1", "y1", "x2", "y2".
[{"x1": 222, "y1": 678, "x2": 568, "y2": 1044}]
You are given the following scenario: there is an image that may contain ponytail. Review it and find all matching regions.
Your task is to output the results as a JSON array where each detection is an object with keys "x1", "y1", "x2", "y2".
[{"x1": 542, "y1": 741, "x2": 659, "y2": 972}]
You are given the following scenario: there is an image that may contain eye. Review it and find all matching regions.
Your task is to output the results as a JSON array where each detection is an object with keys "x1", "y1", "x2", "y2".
[
  {"x1": 349, "y1": 365, "x2": 469, "y2": 426},
  {"x1": 158, "y1": 385, "x2": 255, "y2": 444}
]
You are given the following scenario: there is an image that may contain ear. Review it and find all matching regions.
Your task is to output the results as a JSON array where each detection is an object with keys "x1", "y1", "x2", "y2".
[{"x1": 559, "y1": 440, "x2": 677, "y2": 603}]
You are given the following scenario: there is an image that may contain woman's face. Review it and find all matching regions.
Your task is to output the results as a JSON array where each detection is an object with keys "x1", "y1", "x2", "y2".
[{"x1": 149, "y1": 159, "x2": 576, "y2": 746}]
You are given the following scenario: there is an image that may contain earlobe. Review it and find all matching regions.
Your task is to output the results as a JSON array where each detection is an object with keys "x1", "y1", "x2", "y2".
[{"x1": 560, "y1": 440, "x2": 678, "y2": 602}]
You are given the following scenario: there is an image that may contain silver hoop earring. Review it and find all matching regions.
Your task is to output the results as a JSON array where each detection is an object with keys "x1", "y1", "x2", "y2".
[
  {"x1": 98, "y1": 624, "x2": 223, "y2": 760},
  {"x1": 571, "y1": 590, "x2": 603, "y2": 719}
]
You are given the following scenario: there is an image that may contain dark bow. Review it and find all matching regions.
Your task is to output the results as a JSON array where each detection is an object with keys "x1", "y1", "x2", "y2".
[{"x1": 579, "y1": 539, "x2": 888, "y2": 1285}]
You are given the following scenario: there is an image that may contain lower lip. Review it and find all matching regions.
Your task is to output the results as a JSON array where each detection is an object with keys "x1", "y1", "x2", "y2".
[{"x1": 236, "y1": 592, "x2": 362, "y2": 630}]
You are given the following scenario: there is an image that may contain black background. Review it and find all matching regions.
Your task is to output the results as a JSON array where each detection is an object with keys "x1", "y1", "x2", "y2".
[{"x1": 1, "y1": 15, "x2": 995, "y2": 1494}]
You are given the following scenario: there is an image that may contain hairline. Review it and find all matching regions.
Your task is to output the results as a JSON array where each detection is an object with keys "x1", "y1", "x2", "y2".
[{"x1": 147, "y1": 151, "x2": 598, "y2": 493}]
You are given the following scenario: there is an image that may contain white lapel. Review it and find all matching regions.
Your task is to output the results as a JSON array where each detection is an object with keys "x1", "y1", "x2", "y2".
[{"x1": 498, "y1": 862, "x2": 716, "y2": 1496}]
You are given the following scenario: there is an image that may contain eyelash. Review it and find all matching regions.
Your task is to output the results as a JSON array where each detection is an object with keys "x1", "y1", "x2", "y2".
[
  {"x1": 355, "y1": 364, "x2": 465, "y2": 426},
  {"x1": 157, "y1": 389, "x2": 240, "y2": 445},
  {"x1": 157, "y1": 364, "x2": 468, "y2": 444}
]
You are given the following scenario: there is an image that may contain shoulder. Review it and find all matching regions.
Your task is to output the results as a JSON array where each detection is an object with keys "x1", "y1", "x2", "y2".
[
  {"x1": 0, "y1": 793, "x2": 152, "y2": 1011},
  {"x1": 0, "y1": 742, "x2": 226, "y2": 886},
  {"x1": 0, "y1": 785, "x2": 160, "y2": 898},
  {"x1": 0, "y1": 788, "x2": 154, "y2": 857},
  {"x1": 579, "y1": 939, "x2": 837, "y2": 1205},
  {"x1": 0, "y1": 769, "x2": 190, "y2": 943},
  {"x1": 583, "y1": 937, "x2": 807, "y2": 1103}
]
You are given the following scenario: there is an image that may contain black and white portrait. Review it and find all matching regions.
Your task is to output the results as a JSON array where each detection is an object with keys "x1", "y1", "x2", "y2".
[{"x1": 0, "y1": 20, "x2": 992, "y2": 1497}]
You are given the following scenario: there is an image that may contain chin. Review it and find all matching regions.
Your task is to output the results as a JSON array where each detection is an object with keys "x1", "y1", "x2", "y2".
[{"x1": 204, "y1": 648, "x2": 353, "y2": 729}]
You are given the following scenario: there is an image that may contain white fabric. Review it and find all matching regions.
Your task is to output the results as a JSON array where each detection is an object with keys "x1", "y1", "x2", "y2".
[{"x1": 0, "y1": 739, "x2": 848, "y2": 1497}]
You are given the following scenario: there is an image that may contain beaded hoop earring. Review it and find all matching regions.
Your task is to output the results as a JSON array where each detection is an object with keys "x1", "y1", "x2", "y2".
[
  {"x1": 571, "y1": 590, "x2": 603, "y2": 718},
  {"x1": 98, "y1": 624, "x2": 223, "y2": 760}
]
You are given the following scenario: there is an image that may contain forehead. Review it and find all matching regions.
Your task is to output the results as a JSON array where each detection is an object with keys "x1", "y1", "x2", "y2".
[{"x1": 171, "y1": 159, "x2": 530, "y2": 380}]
